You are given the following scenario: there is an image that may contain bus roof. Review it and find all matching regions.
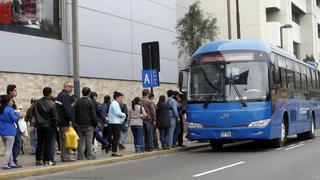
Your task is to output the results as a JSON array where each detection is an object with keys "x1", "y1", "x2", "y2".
[
  {"x1": 192, "y1": 40, "x2": 296, "y2": 60},
  {"x1": 192, "y1": 39, "x2": 317, "y2": 69}
]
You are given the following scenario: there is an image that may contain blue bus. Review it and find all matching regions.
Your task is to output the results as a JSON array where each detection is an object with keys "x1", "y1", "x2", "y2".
[{"x1": 178, "y1": 40, "x2": 320, "y2": 150}]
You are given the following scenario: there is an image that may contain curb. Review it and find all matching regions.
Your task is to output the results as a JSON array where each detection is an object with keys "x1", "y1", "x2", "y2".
[{"x1": 0, "y1": 144, "x2": 209, "y2": 180}]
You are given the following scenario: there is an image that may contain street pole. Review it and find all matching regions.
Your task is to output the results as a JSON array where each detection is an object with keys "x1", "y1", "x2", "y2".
[
  {"x1": 72, "y1": 0, "x2": 80, "y2": 98},
  {"x1": 227, "y1": 0, "x2": 232, "y2": 39},
  {"x1": 148, "y1": 45, "x2": 154, "y2": 94},
  {"x1": 236, "y1": 0, "x2": 241, "y2": 39}
]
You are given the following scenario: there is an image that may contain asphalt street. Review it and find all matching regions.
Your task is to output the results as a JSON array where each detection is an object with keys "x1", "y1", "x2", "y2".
[{"x1": 20, "y1": 131, "x2": 320, "y2": 180}]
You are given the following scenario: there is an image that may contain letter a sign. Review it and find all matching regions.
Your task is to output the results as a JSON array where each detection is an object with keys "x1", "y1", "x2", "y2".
[{"x1": 142, "y1": 69, "x2": 159, "y2": 88}]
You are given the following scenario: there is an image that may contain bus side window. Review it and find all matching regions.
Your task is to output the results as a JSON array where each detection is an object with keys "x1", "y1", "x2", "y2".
[
  {"x1": 301, "y1": 74, "x2": 307, "y2": 92},
  {"x1": 287, "y1": 70, "x2": 295, "y2": 90},
  {"x1": 313, "y1": 71, "x2": 318, "y2": 90},
  {"x1": 280, "y1": 68, "x2": 287, "y2": 88},
  {"x1": 308, "y1": 69, "x2": 313, "y2": 89},
  {"x1": 294, "y1": 72, "x2": 302, "y2": 91}
]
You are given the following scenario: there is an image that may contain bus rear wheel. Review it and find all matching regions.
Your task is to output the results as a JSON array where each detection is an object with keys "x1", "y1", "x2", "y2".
[
  {"x1": 270, "y1": 119, "x2": 287, "y2": 148},
  {"x1": 210, "y1": 140, "x2": 224, "y2": 151},
  {"x1": 297, "y1": 115, "x2": 315, "y2": 140}
]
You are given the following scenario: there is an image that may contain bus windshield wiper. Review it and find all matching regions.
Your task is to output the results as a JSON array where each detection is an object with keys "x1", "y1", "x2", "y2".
[
  {"x1": 228, "y1": 75, "x2": 247, "y2": 107},
  {"x1": 200, "y1": 65, "x2": 225, "y2": 108}
]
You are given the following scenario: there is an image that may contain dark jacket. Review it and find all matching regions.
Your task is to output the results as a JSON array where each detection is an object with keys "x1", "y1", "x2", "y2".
[
  {"x1": 120, "y1": 103, "x2": 128, "y2": 123},
  {"x1": 156, "y1": 102, "x2": 171, "y2": 129},
  {"x1": 93, "y1": 101, "x2": 107, "y2": 129},
  {"x1": 25, "y1": 105, "x2": 36, "y2": 127},
  {"x1": 34, "y1": 97, "x2": 59, "y2": 128},
  {"x1": 74, "y1": 96, "x2": 98, "y2": 127},
  {"x1": 56, "y1": 90, "x2": 74, "y2": 127}
]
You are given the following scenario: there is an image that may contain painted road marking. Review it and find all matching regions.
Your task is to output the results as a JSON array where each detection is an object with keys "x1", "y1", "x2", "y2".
[
  {"x1": 193, "y1": 161, "x2": 245, "y2": 178},
  {"x1": 285, "y1": 144, "x2": 304, "y2": 151},
  {"x1": 275, "y1": 147, "x2": 284, "y2": 151}
]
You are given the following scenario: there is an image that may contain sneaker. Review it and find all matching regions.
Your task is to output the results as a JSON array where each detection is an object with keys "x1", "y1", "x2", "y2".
[
  {"x1": 104, "y1": 146, "x2": 109, "y2": 154},
  {"x1": 119, "y1": 144, "x2": 126, "y2": 151},
  {"x1": 44, "y1": 161, "x2": 56, "y2": 166},
  {"x1": 111, "y1": 153, "x2": 123, "y2": 157},
  {"x1": 87, "y1": 155, "x2": 96, "y2": 160},
  {"x1": 35, "y1": 160, "x2": 43, "y2": 166},
  {"x1": 56, "y1": 151, "x2": 61, "y2": 155},
  {"x1": 10, "y1": 163, "x2": 22, "y2": 168},
  {"x1": 3, "y1": 165, "x2": 11, "y2": 170}
]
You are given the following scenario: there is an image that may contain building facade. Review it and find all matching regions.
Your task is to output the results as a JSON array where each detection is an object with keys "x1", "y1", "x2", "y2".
[
  {"x1": 201, "y1": 0, "x2": 320, "y2": 63},
  {"x1": 0, "y1": 0, "x2": 197, "y2": 108}
]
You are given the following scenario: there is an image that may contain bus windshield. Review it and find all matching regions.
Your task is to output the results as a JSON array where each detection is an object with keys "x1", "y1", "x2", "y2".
[{"x1": 190, "y1": 61, "x2": 269, "y2": 102}]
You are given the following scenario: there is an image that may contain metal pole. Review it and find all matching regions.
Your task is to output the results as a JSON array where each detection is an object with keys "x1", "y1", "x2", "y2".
[
  {"x1": 72, "y1": 0, "x2": 80, "y2": 98},
  {"x1": 227, "y1": 0, "x2": 232, "y2": 39},
  {"x1": 236, "y1": 0, "x2": 241, "y2": 39},
  {"x1": 280, "y1": 27, "x2": 283, "y2": 48}
]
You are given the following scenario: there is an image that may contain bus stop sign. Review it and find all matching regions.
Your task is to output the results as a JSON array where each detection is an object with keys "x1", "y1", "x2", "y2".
[{"x1": 142, "y1": 69, "x2": 159, "y2": 88}]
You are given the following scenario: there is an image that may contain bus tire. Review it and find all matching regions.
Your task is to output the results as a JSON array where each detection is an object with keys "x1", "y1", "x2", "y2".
[
  {"x1": 298, "y1": 114, "x2": 315, "y2": 140},
  {"x1": 270, "y1": 118, "x2": 288, "y2": 148},
  {"x1": 210, "y1": 140, "x2": 224, "y2": 151}
]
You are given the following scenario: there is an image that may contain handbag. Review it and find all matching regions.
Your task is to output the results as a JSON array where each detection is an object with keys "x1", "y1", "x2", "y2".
[
  {"x1": 64, "y1": 126, "x2": 79, "y2": 150},
  {"x1": 18, "y1": 118, "x2": 28, "y2": 137}
]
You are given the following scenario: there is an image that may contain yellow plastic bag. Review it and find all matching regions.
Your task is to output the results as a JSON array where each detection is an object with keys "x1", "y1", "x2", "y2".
[{"x1": 64, "y1": 126, "x2": 78, "y2": 150}]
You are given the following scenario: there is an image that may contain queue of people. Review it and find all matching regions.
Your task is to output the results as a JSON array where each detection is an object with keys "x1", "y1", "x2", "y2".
[{"x1": 0, "y1": 82, "x2": 187, "y2": 170}]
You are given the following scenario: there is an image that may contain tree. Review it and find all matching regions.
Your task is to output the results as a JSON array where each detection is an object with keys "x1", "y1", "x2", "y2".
[
  {"x1": 175, "y1": 1, "x2": 219, "y2": 66},
  {"x1": 303, "y1": 54, "x2": 315, "y2": 63}
]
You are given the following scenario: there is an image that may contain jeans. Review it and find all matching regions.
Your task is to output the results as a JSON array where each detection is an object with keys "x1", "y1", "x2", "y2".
[
  {"x1": 131, "y1": 125, "x2": 144, "y2": 153},
  {"x1": 77, "y1": 126, "x2": 94, "y2": 159},
  {"x1": 36, "y1": 126, "x2": 56, "y2": 162},
  {"x1": 173, "y1": 119, "x2": 181, "y2": 146},
  {"x1": 12, "y1": 128, "x2": 21, "y2": 163},
  {"x1": 153, "y1": 125, "x2": 159, "y2": 149},
  {"x1": 93, "y1": 127, "x2": 108, "y2": 146},
  {"x1": 143, "y1": 122, "x2": 154, "y2": 151},
  {"x1": 159, "y1": 128, "x2": 170, "y2": 148},
  {"x1": 107, "y1": 124, "x2": 121, "y2": 153},
  {"x1": 1, "y1": 136, "x2": 15, "y2": 166},
  {"x1": 178, "y1": 118, "x2": 184, "y2": 146},
  {"x1": 119, "y1": 123, "x2": 128, "y2": 145},
  {"x1": 29, "y1": 127, "x2": 37, "y2": 154},
  {"x1": 168, "y1": 118, "x2": 176, "y2": 147}
]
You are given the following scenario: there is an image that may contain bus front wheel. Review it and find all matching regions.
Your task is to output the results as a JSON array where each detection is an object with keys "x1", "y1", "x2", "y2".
[
  {"x1": 210, "y1": 140, "x2": 224, "y2": 151},
  {"x1": 270, "y1": 119, "x2": 287, "y2": 148}
]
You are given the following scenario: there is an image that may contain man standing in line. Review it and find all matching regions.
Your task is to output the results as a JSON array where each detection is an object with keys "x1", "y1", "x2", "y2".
[
  {"x1": 140, "y1": 89, "x2": 156, "y2": 152},
  {"x1": 149, "y1": 93, "x2": 160, "y2": 150},
  {"x1": 34, "y1": 87, "x2": 59, "y2": 166},
  {"x1": 56, "y1": 81, "x2": 76, "y2": 162},
  {"x1": 75, "y1": 87, "x2": 98, "y2": 160}
]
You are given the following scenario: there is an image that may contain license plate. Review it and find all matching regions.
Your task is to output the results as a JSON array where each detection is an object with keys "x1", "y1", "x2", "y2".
[{"x1": 220, "y1": 131, "x2": 232, "y2": 137}]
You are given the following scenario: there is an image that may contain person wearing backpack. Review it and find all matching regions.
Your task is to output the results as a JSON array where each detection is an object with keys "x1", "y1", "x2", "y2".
[{"x1": 128, "y1": 97, "x2": 147, "y2": 153}]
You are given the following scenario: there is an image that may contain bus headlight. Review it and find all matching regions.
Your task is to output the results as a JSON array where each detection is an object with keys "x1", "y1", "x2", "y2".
[
  {"x1": 188, "y1": 122, "x2": 203, "y2": 129},
  {"x1": 248, "y1": 119, "x2": 270, "y2": 128}
]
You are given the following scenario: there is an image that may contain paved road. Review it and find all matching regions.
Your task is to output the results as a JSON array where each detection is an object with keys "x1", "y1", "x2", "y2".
[{"x1": 20, "y1": 132, "x2": 320, "y2": 180}]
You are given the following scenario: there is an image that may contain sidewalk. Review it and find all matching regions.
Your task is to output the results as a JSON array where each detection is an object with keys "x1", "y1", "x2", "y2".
[{"x1": 0, "y1": 140, "x2": 209, "y2": 180}]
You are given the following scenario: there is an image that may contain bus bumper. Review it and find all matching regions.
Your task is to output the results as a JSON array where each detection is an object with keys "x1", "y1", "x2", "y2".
[{"x1": 187, "y1": 126, "x2": 272, "y2": 141}]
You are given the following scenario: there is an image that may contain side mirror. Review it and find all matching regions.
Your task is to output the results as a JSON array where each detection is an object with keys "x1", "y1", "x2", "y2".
[{"x1": 178, "y1": 69, "x2": 189, "y2": 93}]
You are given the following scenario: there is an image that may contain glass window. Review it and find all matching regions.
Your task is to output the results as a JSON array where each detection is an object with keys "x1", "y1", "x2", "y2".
[
  {"x1": 280, "y1": 68, "x2": 287, "y2": 88},
  {"x1": 292, "y1": 4, "x2": 302, "y2": 25},
  {"x1": 295, "y1": 72, "x2": 301, "y2": 91},
  {"x1": 301, "y1": 74, "x2": 307, "y2": 91},
  {"x1": 308, "y1": 69, "x2": 313, "y2": 89},
  {"x1": 0, "y1": 0, "x2": 62, "y2": 39},
  {"x1": 278, "y1": 56, "x2": 286, "y2": 68},
  {"x1": 287, "y1": 70, "x2": 295, "y2": 90},
  {"x1": 293, "y1": 62, "x2": 300, "y2": 73},
  {"x1": 312, "y1": 71, "x2": 318, "y2": 90}
]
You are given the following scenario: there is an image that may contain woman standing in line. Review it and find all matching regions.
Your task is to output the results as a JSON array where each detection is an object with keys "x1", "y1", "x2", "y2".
[
  {"x1": 128, "y1": 97, "x2": 147, "y2": 153},
  {"x1": 0, "y1": 95, "x2": 21, "y2": 170}
]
